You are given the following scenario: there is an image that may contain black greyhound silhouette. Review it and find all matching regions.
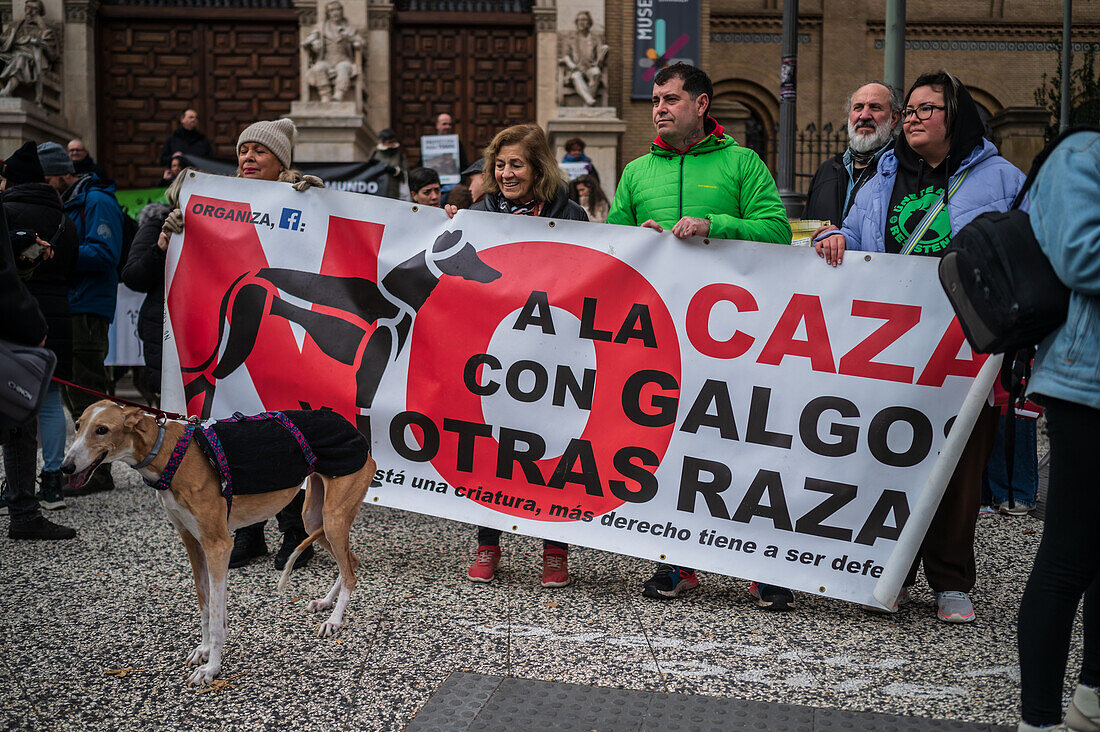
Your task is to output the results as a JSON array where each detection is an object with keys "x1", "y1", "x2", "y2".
[{"x1": 181, "y1": 230, "x2": 501, "y2": 441}]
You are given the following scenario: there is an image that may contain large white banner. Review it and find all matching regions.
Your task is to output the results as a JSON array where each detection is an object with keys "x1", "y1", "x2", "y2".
[{"x1": 162, "y1": 173, "x2": 991, "y2": 607}]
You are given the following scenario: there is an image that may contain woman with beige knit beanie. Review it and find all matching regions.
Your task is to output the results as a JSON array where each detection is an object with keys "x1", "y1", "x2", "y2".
[
  {"x1": 157, "y1": 118, "x2": 324, "y2": 249},
  {"x1": 157, "y1": 118, "x2": 324, "y2": 572}
]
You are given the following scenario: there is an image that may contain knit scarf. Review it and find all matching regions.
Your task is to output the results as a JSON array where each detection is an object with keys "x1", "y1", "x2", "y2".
[{"x1": 494, "y1": 197, "x2": 542, "y2": 216}]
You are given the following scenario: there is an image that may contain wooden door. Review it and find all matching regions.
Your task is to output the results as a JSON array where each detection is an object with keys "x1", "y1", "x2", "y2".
[
  {"x1": 97, "y1": 8, "x2": 299, "y2": 188},
  {"x1": 392, "y1": 14, "x2": 535, "y2": 167}
]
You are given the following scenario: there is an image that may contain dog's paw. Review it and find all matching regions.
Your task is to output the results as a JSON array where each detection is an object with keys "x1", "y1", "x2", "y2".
[
  {"x1": 185, "y1": 662, "x2": 220, "y2": 686},
  {"x1": 317, "y1": 620, "x2": 344, "y2": 637},
  {"x1": 186, "y1": 645, "x2": 210, "y2": 666},
  {"x1": 307, "y1": 598, "x2": 333, "y2": 612}
]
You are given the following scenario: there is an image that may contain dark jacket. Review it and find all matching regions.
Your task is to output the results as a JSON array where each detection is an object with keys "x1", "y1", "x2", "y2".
[
  {"x1": 0, "y1": 204, "x2": 46, "y2": 348},
  {"x1": 62, "y1": 174, "x2": 124, "y2": 321},
  {"x1": 803, "y1": 143, "x2": 893, "y2": 225},
  {"x1": 2, "y1": 183, "x2": 79, "y2": 379},
  {"x1": 120, "y1": 204, "x2": 170, "y2": 393},
  {"x1": 160, "y1": 127, "x2": 214, "y2": 167},
  {"x1": 73, "y1": 155, "x2": 108, "y2": 181},
  {"x1": 472, "y1": 182, "x2": 590, "y2": 221}
]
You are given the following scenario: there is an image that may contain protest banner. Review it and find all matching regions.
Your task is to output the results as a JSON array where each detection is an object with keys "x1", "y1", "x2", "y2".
[
  {"x1": 419, "y1": 135, "x2": 461, "y2": 184},
  {"x1": 162, "y1": 172, "x2": 992, "y2": 607},
  {"x1": 115, "y1": 188, "x2": 168, "y2": 219},
  {"x1": 178, "y1": 155, "x2": 391, "y2": 196},
  {"x1": 106, "y1": 284, "x2": 145, "y2": 367},
  {"x1": 560, "y1": 162, "x2": 590, "y2": 180}
]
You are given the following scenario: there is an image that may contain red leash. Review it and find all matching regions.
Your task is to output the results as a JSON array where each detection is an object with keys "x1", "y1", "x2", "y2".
[{"x1": 51, "y1": 376, "x2": 191, "y2": 422}]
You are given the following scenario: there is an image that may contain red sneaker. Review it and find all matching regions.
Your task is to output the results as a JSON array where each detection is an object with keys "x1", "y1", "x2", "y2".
[
  {"x1": 468, "y1": 545, "x2": 501, "y2": 582},
  {"x1": 541, "y1": 547, "x2": 572, "y2": 588}
]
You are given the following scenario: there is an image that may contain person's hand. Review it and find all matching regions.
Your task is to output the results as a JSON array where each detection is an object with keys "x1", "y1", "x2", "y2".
[
  {"x1": 812, "y1": 223, "x2": 838, "y2": 240},
  {"x1": 815, "y1": 233, "x2": 846, "y2": 267},
  {"x1": 162, "y1": 169, "x2": 172, "y2": 181},
  {"x1": 37, "y1": 236, "x2": 53, "y2": 261},
  {"x1": 161, "y1": 208, "x2": 184, "y2": 235},
  {"x1": 671, "y1": 216, "x2": 711, "y2": 240},
  {"x1": 444, "y1": 204, "x2": 459, "y2": 219},
  {"x1": 640, "y1": 219, "x2": 663, "y2": 232},
  {"x1": 157, "y1": 232, "x2": 170, "y2": 251},
  {"x1": 292, "y1": 174, "x2": 324, "y2": 192}
]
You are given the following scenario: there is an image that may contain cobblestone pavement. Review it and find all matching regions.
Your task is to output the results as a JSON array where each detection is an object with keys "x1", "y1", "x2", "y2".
[{"x1": 0, "y1": 452, "x2": 1080, "y2": 731}]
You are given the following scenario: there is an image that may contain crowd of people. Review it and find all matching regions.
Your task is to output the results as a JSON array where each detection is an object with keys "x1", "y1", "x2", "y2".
[{"x1": 0, "y1": 62, "x2": 1095, "y2": 732}]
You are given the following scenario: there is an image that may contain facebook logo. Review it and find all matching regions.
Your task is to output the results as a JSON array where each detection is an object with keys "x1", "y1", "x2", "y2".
[{"x1": 279, "y1": 208, "x2": 303, "y2": 231}]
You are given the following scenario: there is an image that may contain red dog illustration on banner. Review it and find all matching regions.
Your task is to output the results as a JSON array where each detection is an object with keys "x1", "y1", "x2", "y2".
[{"x1": 169, "y1": 195, "x2": 500, "y2": 441}]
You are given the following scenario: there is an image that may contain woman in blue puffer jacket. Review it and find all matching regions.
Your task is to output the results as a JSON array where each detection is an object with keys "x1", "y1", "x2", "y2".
[{"x1": 1016, "y1": 130, "x2": 1100, "y2": 732}]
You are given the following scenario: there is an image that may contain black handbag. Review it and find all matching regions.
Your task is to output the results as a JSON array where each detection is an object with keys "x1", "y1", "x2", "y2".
[
  {"x1": 0, "y1": 338, "x2": 56, "y2": 427},
  {"x1": 938, "y1": 126, "x2": 1099, "y2": 355}
]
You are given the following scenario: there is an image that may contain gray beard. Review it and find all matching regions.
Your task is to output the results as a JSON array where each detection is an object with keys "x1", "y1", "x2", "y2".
[{"x1": 848, "y1": 121, "x2": 894, "y2": 154}]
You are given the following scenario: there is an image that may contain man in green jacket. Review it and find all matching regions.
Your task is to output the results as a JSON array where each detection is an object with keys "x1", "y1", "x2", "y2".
[
  {"x1": 607, "y1": 64, "x2": 790, "y2": 245},
  {"x1": 608, "y1": 63, "x2": 796, "y2": 610}
]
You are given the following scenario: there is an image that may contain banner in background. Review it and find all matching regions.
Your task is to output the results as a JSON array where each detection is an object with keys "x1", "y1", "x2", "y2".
[
  {"x1": 178, "y1": 155, "x2": 391, "y2": 196},
  {"x1": 105, "y1": 284, "x2": 145, "y2": 367},
  {"x1": 162, "y1": 173, "x2": 988, "y2": 607},
  {"x1": 631, "y1": 0, "x2": 702, "y2": 99},
  {"x1": 115, "y1": 188, "x2": 168, "y2": 220},
  {"x1": 419, "y1": 135, "x2": 462, "y2": 185}
]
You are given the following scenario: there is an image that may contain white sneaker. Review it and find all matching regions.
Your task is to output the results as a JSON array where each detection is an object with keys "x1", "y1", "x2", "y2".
[
  {"x1": 998, "y1": 501, "x2": 1033, "y2": 516},
  {"x1": 935, "y1": 590, "x2": 975, "y2": 623},
  {"x1": 1066, "y1": 684, "x2": 1100, "y2": 731}
]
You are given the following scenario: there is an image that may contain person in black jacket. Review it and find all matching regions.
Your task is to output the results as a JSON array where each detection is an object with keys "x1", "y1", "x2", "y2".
[
  {"x1": 445, "y1": 123, "x2": 586, "y2": 589},
  {"x1": 802, "y1": 81, "x2": 901, "y2": 225},
  {"x1": 159, "y1": 108, "x2": 214, "y2": 167},
  {"x1": 121, "y1": 196, "x2": 173, "y2": 397},
  {"x1": 0, "y1": 157, "x2": 76, "y2": 541},
  {"x1": 2, "y1": 141, "x2": 79, "y2": 513}
]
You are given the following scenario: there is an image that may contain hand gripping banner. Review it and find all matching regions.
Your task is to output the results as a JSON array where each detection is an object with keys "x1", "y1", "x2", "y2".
[{"x1": 162, "y1": 172, "x2": 996, "y2": 608}]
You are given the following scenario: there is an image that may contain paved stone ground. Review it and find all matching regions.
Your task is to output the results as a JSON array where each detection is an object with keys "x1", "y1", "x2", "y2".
[{"x1": 0, "y1": 448, "x2": 1085, "y2": 731}]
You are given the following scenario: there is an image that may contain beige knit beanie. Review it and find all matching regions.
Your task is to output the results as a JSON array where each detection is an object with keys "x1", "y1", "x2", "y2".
[{"x1": 237, "y1": 118, "x2": 297, "y2": 169}]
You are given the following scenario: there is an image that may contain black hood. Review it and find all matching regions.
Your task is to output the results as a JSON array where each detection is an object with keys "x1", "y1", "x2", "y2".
[
  {"x1": 895, "y1": 81, "x2": 986, "y2": 183},
  {"x1": 1, "y1": 182, "x2": 63, "y2": 211}
]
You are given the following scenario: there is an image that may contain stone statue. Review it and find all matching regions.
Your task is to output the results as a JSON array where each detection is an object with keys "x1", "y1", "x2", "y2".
[
  {"x1": 558, "y1": 11, "x2": 609, "y2": 107},
  {"x1": 0, "y1": 0, "x2": 60, "y2": 105},
  {"x1": 301, "y1": 1, "x2": 363, "y2": 103}
]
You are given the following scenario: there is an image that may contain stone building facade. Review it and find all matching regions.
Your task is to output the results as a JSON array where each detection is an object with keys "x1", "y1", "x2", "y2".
[{"x1": 0, "y1": 0, "x2": 1095, "y2": 193}]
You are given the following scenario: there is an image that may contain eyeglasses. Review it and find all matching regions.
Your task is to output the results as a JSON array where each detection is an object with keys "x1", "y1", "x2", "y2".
[{"x1": 901, "y1": 104, "x2": 945, "y2": 121}]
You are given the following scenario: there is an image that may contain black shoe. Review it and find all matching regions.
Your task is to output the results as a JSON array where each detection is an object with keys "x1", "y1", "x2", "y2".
[
  {"x1": 274, "y1": 532, "x2": 314, "y2": 571},
  {"x1": 228, "y1": 526, "x2": 268, "y2": 568},
  {"x1": 38, "y1": 471, "x2": 66, "y2": 510},
  {"x1": 642, "y1": 564, "x2": 701, "y2": 599},
  {"x1": 62, "y1": 468, "x2": 115, "y2": 497},
  {"x1": 749, "y1": 582, "x2": 795, "y2": 611},
  {"x1": 9, "y1": 515, "x2": 77, "y2": 540}
]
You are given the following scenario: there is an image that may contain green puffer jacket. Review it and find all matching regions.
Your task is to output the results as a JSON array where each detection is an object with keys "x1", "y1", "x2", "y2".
[{"x1": 607, "y1": 129, "x2": 792, "y2": 245}]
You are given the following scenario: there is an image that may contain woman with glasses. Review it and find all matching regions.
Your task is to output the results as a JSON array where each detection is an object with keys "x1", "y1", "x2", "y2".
[{"x1": 814, "y1": 71, "x2": 1024, "y2": 626}]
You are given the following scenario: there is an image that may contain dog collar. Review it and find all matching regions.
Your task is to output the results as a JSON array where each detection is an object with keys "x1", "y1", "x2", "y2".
[{"x1": 132, "y1": 422, "x2": 166, "y2": 470}]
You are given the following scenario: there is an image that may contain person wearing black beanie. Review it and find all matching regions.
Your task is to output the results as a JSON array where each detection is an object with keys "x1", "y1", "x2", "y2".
[{"x1": 0, "y1": 141, "x2": 45, "y2": 187}]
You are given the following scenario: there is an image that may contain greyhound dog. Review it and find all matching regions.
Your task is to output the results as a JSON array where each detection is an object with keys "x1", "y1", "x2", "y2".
[{"x1": 61, "y1": 401, "x2": 376, "y2": 685}]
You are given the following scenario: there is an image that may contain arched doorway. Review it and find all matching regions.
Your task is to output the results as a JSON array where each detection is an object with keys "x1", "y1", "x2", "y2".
[{"x1": 710, "y1": 79, "x2": 780, "y2": 171}]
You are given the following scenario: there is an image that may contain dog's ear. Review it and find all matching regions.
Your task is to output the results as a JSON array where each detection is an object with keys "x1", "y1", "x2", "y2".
[{"x1": 122, "y1": 407, "x2": 144, "y2": 430}]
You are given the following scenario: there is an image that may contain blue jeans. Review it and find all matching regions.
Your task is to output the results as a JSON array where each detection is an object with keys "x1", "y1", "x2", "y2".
[
  {"x1": 37, "y1": 385, "x2": 66, "y2": 472},
  {"x1": 982, "y1": 414, "x2": 1038, "y2": 507}
]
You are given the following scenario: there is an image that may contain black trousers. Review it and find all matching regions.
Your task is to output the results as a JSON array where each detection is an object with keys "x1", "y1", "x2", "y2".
[
  {"x1": 1018, "y1": 397, "x2": 1100, "y2": 725},
  {"x1": 477, "y1": 526, "x2": 567, "y2": 552},
  {"x1": 1, "y1": 420, "x2": 42, "y2": 524}
]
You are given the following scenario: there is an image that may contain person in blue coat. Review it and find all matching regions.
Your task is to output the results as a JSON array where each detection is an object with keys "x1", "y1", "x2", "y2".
[
  {"x1": 814, "y1": 71, "x2": 1025, "y2": 624},
  {"x1": 1016, "y1": 130, "x2": 1100, "y2": 732},
  {"x1": 39, "y1": 141, "x2": 124, "y2": 497}
]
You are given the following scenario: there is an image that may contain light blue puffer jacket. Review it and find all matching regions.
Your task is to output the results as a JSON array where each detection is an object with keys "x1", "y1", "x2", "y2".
[{"x1": 838, "y1": 138, "x2": 1024, "y2": 252}]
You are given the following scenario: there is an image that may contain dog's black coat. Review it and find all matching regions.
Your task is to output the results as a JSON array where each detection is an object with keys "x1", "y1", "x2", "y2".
[{"x1": 192, "y1": 409, "x2": 369, "y2": 495}]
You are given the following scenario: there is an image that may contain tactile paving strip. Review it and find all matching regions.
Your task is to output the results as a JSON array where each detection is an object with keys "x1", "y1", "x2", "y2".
[
  {"x1": 405, "y1": 672, "x2": 502, "y2": 731},
  {"x1": 406, "y1": 673, "x2": 1015, "y2": 731}
]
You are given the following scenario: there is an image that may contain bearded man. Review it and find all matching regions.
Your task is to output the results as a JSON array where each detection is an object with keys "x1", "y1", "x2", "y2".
[{"x1": 802, "y1": 81, "x2": 901, "y2": 225}]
